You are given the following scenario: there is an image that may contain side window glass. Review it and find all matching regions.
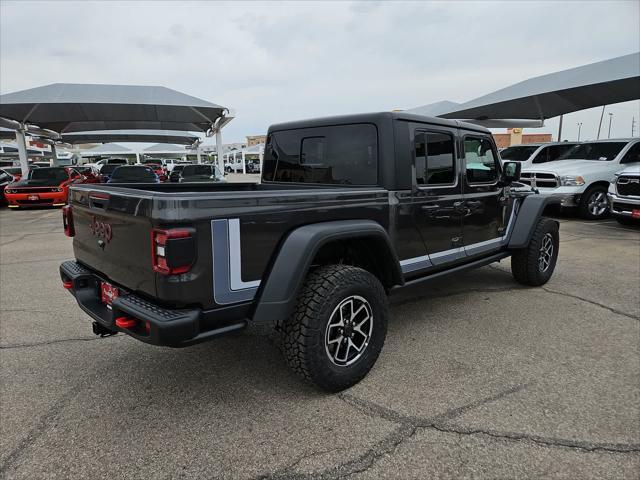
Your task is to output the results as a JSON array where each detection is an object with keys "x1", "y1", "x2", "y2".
[
  {"x1": 532, "y1": 147, "x2": 548, "y2": 164},
  {"x1": 621, "y1": 142, "x2": 640, "y2": 164},
  {"x1": 464, "y1": 137, "x2": 498, "y2": 183},
  {"x1": 414, "y1": 131, "x2": 455, "y2": 185}
]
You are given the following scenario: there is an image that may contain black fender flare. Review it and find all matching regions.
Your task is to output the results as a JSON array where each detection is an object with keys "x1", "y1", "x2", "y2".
[
  {"x1": 251, "y1": 220, "x2": 402, "y2": 324},
  {"x1": 508, "y1": 194, "x2": 560, "y2": 249}
]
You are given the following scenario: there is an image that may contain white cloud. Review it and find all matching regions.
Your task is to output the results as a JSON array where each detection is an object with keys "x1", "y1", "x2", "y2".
[{"x1": 1, "y1": 0, "x2": 638, "y2": 142}]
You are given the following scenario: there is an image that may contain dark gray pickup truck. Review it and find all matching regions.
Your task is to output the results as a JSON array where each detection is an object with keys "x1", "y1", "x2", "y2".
[{"x1": 60, "y1": 112, "x2": 559, "y2": 391}]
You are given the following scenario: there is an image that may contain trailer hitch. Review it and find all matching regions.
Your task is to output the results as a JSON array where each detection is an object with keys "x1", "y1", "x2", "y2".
[{"x1": 92, "y1": 321, "x2": 118, "y2": 338}]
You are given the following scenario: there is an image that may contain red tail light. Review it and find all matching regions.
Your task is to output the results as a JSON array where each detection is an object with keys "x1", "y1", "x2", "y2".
[
  {"x1": 151, "y1": 228, "x2": 195, "y2": 275},
  {"x1": 62, "y1": 280, "x2": 73, "y2": 289},
  {"x1": 62, "y1": 205, "x2": 75, "y2": 237},
  {"x1": 115, "y1": 316, "x2": 137, "y2": 329}
]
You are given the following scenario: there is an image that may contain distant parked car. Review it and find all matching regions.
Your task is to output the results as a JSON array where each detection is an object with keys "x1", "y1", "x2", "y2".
[
  {"x1": 141, "y1": 159, "x2": 168, "y2": 181},
  {"x1": 224, "y1": 159, "x2": 244, "y2": 173},
  {"x1": 500, "y1": 142, "x2": 579, "y2": 169},
  {"x1": 1, "y1": 166, "x2": 24, "y2": 182},
  {"x1": 4, "y1": 167, "x2": 88, "y2": 208},
  {"x1": 107, "y1": 165, "x2": 160, "y2": 184},
  {"x1": 71, "y1": 166, "x2": 101, "y2": 184},
  {"x1": 97, "y1": 163, "x2": 121, "y2": 183},
  {"x1": 608, "y1": 164, "x2": 640, "y2": 225},
  {"x1": 0, "y1": 169, "x2": 13, "y2": 205},
  {"x1": 168, "y1": 163, "x2": 192, "y2": 182},
  {"x1": 520, "y1": 138, "x2": 640, "y2": 219},
  {"x1": 178, "y1": 164, "x2": 225, "y2": 182}
]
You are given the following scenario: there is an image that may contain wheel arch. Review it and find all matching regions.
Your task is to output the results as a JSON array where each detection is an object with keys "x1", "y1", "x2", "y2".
[
  {"x1": 508, "y1": 195, "x2": 560, "y2": 249},
  {"x1": 251, "y1": 220, "x2": 402, "y2": 324}
]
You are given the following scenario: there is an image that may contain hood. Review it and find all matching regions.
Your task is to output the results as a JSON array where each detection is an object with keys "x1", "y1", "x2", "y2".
[
  {"x1": 616, "y1": 164, "x2": 640, "y2": 175},
  {"x1": 523, "y1": 159, "x2": 616, "y2": 175},
  {"x1": 11, "y1": 178, "x2": 66, "y2": 188}
]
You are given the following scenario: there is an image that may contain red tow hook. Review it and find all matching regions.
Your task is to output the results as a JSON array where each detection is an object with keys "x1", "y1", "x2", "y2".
[
  {"x1": 62, "y1": 280, "x2": 73, "y2": 290},
  {"x1": 115, "y1": 316, "x2": 137, "y2": 329}
]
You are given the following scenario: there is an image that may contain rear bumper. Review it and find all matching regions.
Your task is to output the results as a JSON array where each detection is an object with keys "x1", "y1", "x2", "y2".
[
  {"x1": 6, "y1": 191, "x2": 67, "y2": 207},
  {"x1": 60, "y1": 260, "x2": 246, "y2": 347}
]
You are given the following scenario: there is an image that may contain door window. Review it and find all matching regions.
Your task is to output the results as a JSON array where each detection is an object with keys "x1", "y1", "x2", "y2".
[
  {"x1": 464, "y1": 137, "x2": 498, "y2": 183},
  {"x1": 621, "y1": 142, "x2": 640, "y2": 164},
  {"x1": 414, "y1": 131, "x2": 456, "y2": 186}
]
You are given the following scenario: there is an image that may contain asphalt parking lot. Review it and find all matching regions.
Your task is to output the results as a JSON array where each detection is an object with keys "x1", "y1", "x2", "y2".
[{"x1": 0, "y1": 208, "x2": 638, "y2": 479}]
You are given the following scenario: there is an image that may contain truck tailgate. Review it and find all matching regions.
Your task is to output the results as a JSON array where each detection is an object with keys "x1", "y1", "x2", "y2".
[{"x1": 71, "y1": 189, "x2": 156, "y2": 297}]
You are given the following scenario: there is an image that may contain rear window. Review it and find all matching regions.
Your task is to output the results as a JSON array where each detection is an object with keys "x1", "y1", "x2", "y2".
[
  {"x1": 262, "y1": 124, "x2": 378, "y2": 185},
  {"x1": 100, "y1": 164, "x2": 119, "y2": 174},
  {"x1": 182, "y1": 165, "x2": 214, "y2": 176},
  {"x1": 111, "y1": 167, "x2": 156, "y2": 181},
  {"x1": 29, "y1": 168, "x2": 68, "y2": 181}
]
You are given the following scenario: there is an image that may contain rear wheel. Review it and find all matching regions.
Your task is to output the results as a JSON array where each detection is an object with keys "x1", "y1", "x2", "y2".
[
  {"x1": 578, "y1": 185, "x2": 609, "y2": 220},
  {"x1": 280, "y1": 265, "x2": 388, "y2": 392},
  {"x1": 511, "y1": 217, "x2": 559, "y2": 286}
]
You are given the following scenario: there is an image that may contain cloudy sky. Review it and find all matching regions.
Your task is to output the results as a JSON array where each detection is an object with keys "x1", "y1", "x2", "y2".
[{"x1": 1, "y1": 0, "x2": 639, "y2": 144}]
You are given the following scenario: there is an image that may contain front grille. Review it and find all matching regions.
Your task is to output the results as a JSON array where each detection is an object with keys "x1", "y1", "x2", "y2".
[
  {"x1": 16, "y1": 199, "x2": 54, "y2": 205},
  {"x1": 520, "y1": 172, "x2": 559, "y2": 188},
  {"x1": 617, "y1": 176, "x2": 640, "y2": 197},
  {"x1": 12, "y1": 187, "x2": 60, "y2": 193}
]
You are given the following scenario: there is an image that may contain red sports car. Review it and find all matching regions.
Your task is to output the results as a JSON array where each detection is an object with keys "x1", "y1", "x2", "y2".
[{"x1": 4, "y1": 167, "x2": 90, "y2": 208}]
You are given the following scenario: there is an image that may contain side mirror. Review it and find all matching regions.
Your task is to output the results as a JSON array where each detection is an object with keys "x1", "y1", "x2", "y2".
[{"x1": 501, "y1": 161, "x2": 521, "y2": 185}]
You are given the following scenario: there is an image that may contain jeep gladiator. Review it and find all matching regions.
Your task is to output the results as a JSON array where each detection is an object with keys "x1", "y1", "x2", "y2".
[{"x1": 60, "y1": 112, "x2": 560, "y2": 391}]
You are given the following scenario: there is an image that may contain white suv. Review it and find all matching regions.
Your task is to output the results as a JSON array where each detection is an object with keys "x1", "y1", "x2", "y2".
[
  {"x1": 520, "y1": 139, "x2": 640, "y2": 219},
  {"x1": 608, "y1": 164, "x2": 640, "y2": 225},
  {"x1": 500, "y1": 142, "x2": 579, "y2": 169}
]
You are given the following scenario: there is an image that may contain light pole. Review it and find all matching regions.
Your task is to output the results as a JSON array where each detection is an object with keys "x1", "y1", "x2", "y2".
[
  {"x1": 608, "y1": 113, "x2": 614, "y2": 139},
  {"x1": 577, "y1": 122, "x2": 583, "y2": 141}
]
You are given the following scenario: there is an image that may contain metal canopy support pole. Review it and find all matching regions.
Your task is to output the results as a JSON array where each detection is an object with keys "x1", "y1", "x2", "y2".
[
  {"x1": 597, "y1": 105, "x2": 606, "y2": 139},
  {"x1": 241, "y1": 149, "x2": 246, "y2": 174},
  {"x1": 197, "y1": 145, "x2": 202, "y2": 164},
  {"x1": 258, "y1": 145, "x2": 264, "y2": 177},
  {"x1": 136, "y1": 153, "x2": 140, "y2": 164},
  {"x1": 15, "y1": 128, "x2": 29, "y2": 177},
  {"x1": 557, "y1": 115, "x2": 563, "y2": 142},
  {"x1": 215, "y1": 129, "x2": 224, "y2": 175},
  {"x1": 50, "y1": 143, "x2": 58, "y2": 167}
]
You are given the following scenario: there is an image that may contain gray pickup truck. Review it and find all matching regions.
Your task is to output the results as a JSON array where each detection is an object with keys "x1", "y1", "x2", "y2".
[{"x1": 60, "y1": 112, "x2": 559, "y2": 391}]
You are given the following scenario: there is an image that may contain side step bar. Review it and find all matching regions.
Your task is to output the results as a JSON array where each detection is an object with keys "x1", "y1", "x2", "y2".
[{"x1": 393, "y1": 252, "x2": 511, "y2": 290}]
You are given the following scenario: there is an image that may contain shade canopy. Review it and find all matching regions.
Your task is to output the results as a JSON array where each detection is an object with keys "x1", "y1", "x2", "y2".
[
  {"x1": 80, "y1": 142, "x2": 134, "y2": 157},
  {"x1": 0, "y1": 83, "x2": 229, "y2": 133},
  {"x1": 438, "y1": 52, "x2": 640, "y2": 122},
  {"x1": 62, "y1": 129, "x2": 200, "y2": 145},
  {"x1": 144, "y1": 143, "x2": 189, "y2": 153}
]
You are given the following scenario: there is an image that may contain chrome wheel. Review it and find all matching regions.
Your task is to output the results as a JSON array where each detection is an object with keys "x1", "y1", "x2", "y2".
[
  {"x1": 538, "y1": 233, "x2": 554, "y2": 272},
  {"x1": 587, "y1": 191, "x2": 608, "y2": 217},
  {"x1": 325, "y1": 295, "x2": 373, "y2": 367}
]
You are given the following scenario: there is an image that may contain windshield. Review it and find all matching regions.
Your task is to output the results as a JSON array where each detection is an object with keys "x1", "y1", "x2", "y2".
[
  {"x1": 500, "y1": 145, "x2": 539, "y2": 161},
  {"x1": 28, "y1": 168, "x2": 68, "y2": 182},
  {"x1": 182, "y1": 165, "x2": 214, "y2": 176},
  {"x1": 111, "y1": 167, "x2": 156, "y2": 181},
  {"x1": 172, "y1": 165, "x2": 187, "y2": 172},
  {"x1": 558, "y1": 142, "x2": 626, "y2": 161}
]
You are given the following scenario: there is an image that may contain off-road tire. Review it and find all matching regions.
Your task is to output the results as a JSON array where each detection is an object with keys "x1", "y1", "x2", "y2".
[
  {"x1": 280, "y1": 265, "x2": 388, "y2": 392},
  {"x1": 511, "y1": 217, "x2": 559, "y2": 286},
  {"x1": 578, "y1": 185, "x2": 609, "y2": 220}
]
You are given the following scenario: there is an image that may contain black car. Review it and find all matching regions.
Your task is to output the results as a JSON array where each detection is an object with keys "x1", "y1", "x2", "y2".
[
  {"x1": 0, "y1": 168, "x2": 14, "y2": 205},
  {"x1": 60, "y1": 112, "x2": 560, "y2": 392},
  {"x1": 177, "y1": 164, "x2": 224, "y2": 183},
  {"x1": 97, "y1": 164, "x2": 121, "y2": 183},
  {"x1": 107, "y1": 165, "x2": 160, "y2": 184},
  {"x1": 168, "y1": 163, "x2": 191, "y2": 182}
]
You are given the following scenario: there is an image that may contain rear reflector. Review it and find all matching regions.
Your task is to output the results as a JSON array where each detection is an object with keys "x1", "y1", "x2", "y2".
[
  {"x1": 151, "y1": 228, "x2": 195, "y2": 275},
  {"x1": 115, "y1": 317, "x2": 137, "y2": 329},
  {"x1": 62, "y1": 280, "x2": 73, "y2": 289},
  {"x1": 62, "y1": 205, "x2": 75, "y2": 237}
]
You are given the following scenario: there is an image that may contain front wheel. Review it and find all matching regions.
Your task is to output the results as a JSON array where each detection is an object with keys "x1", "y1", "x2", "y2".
[
  {"x1": 280, "y1": 265, "x2": 388, "y2": 392},
  {"x1": 578, "y1": 185, "x2": 609, "y2": 220},
  {"x1": 511, "y1": 217, "x2": 559, "y2": 286}
]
